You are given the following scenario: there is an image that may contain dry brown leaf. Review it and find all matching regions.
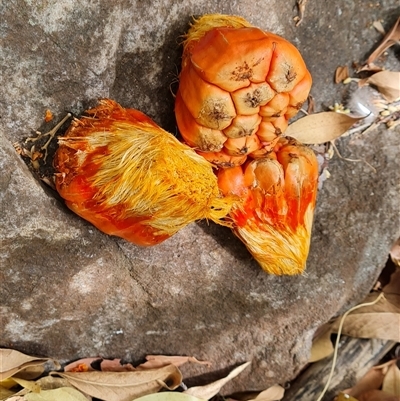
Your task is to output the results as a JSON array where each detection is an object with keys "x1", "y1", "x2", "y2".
[
  {"x1": 0, "y1": 349, "x2": 53, "y2": 381},
  {"x1": 335, "y1": 66, "x2": 350, "y2": 84},
  {"x1": 366, "y1": 71, "x2": 400, "y2": 102},
  {"x1": 134, "y1": 393, "x2": 205, "y2": 401},
  {"x1": 11, "y1": 378, "x2": 40, "y2": 394},
  {"x1": 309, "y1": 324, "x2": 334, "y2": 363},
  {"x1": 366, "y1": 17, "x2": 400, "y2": 66},
  {"x1": 252, "y1": 385, "x2": 285, "y2": 401},
  {"x1": 333, "y1": 312, "x2": 400, "y2": 341},
  {"x1": 24, "y1": 387, "x2": 90, "y2": 401},
  {"x1": 358, "y1": 389, "x2": 400, "y2": 401},
  {"x1": 184, "y1": 362, "x2": 251, "y2": 400},
  {"x1": 139, "y1": 355, "x2": 211, "y2": 370},
  {"x1": 372, "y1": 20, "x2": 386, "y2": 35},
  {"x1": 343, "y1": 364, "x2": 386, "y2": 398},
  {"x1": 14, "y1": 366, "x2": 45, "y2": 381},
  {"x1": 0, "y1": 386, "x2": 17, "y2": 400},
  {"x1": 284, "y1": 112, "x2": 362, "y2": 144},
  {"x1": 382, "y1": 361, "x2": 400, "y2": 396},
  {"x1": 383, "y1": 269, "x2": 400, "y2": 297},
  {"x1": 389, "y1": 239, "x2": 400, "y2": 267},
  {"x1": 331, "y1": 292, "x2": 400, "y2": 341},
  {"x1": 51, "y1": 365, "x2": 182, "y2": 401},
  {"x1": 64, "y1": 358, "x2": 135, "y2": 372}
]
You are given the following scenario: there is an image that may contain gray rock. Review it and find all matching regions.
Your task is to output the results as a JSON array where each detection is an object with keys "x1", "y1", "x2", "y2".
[{"x1": 1, "y1": 0, "x2": 399, "y2": 394}]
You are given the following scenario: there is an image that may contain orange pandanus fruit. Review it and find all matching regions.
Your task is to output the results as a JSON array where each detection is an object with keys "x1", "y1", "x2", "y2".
[
  {"x1": 175, "y1": 14, "x2": 312, "y2": 167},
  {"x1": 217, "y1": 138, "x2": 319, "y2": 275},
  {"x1": 54, "y1": 99, "x2": 235, "y2": 246}
]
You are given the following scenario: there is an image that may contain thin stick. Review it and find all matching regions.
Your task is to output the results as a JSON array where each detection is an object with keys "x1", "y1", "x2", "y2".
[{"x1": 316, "y1": 292, "x2": 385, "y2": 401}]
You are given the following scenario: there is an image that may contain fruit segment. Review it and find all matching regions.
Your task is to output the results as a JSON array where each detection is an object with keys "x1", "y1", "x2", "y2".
[
  {"x1": 54, "y1": 99, "x2": 235, "y2": 246},
  {"x1": 217, "y1": 138, "x2": 319, "y2": 275},
  {"x1": 176, "y1": 14, "x2": 312, "y2": 167}
]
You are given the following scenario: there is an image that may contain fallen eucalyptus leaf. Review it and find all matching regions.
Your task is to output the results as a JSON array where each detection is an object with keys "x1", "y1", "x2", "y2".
[
  {"x1": 365, "y1": 17, "x2": 400, "y2": 66},
  {"x1": 34, "y1": 376, "x2": 72, "y2": 391},
  {"x1": 0, "y1": 385, "x2": 17, "y2": 400},
  {"x1": 0, "y1": 350, "x2": 53, "y2": 381},
  {"x1": 51, "y1": 364, "x2": 182, "y2": 401},
  {"x1": 366, "y1": 71, "x2": 400, "y2": 102},
  {"x1": 309, "y1": 325, "x2": 334, "y2": 363},
  {"x1": 138, "y1": 356, "x2": 211, "y2": 370},
  {"x1": 342, "y1": 362, "x2": 386, "y2": 399},
  {"x1": 382, "y1": 361, "x2": 400, "y2": 396},
  {"x1": 333, "y1": 312, "x2": 400, "y2": 341},
  {"x1": 331, "y1": 292, "x2": 400, "y2": 341},
  {"x1": 10, "y1": 378, "x2": 40, "y2": 394},
  {"x1": 184, "y1": 361, "x2": 251, "y2": 400},
  {"x1": 285, "y1": 112, "x2": 362, "y2": 144},
  {"x1": 134, "y1": 392, "x2": 206, "y2": 401},
  {"x1": 13, "y1": 366, "x2": 45, "y2": 381},
  {"x1": 252, "y1": 384, "x2": 285, "y2": 401},
  {"x1": 24, "y1": 387, "x2": 90, "y2": 401}
]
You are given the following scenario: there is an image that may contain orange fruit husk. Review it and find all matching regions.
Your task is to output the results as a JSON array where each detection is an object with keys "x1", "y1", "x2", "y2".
[
  {"x1": 217, "y1": 138, "x2": 319, "y2": 275},
  {"x1": 175, "y1": 14, "x2": 312, "y2": 167},
  {"x1": 54, "y1": 99, "x2": 236, "y2": 246}
]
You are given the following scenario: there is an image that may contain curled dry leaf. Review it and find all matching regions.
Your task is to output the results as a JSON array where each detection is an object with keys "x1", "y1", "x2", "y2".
[
  {"x1": 382, "y1": 360, "x2": 400, "y2": 396},
  {"x1": 24, "y1": 387, "x2": 90, "y2": 401},
  {"x1": 365, "y1": 16, "x2": 400, "y2": 67},
  {"x1": 0, "y1": 349, "x2": 54, "y2": 381},
  {"x1": 138, "y1": 355, "x2": 211, "y2": 370},
  {"x1": 366, "y1": 71, "x2": 400, "y2": 102},
  {"x1": 284, "y1": 112, "x2": 362, "y2": 144},
  {"x1": 51, "y1": 364, "x2": 182, "y2": 401},
  {"x1": 335, "y1": 66, "x2": 350, "y2": 84},
  {"x1": 184, "y1": 362, "x2": 251, "y2": 400}
]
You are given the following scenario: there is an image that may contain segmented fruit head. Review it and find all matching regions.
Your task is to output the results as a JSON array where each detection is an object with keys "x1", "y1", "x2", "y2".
[
  {"x1": 217, "y1": 138, "x2": 319, "y2": 275},
  {"x1": 54, "y1": 99, "x2": 235, "y2": 246},
  {"x1": 175, "y1": 14, "x2": 312, "y2": 167}
]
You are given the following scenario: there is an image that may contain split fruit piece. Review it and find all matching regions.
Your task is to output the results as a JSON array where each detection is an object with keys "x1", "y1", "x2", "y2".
[{"x1": 54, "y1": 99, "x2": 235, "y2": 246}]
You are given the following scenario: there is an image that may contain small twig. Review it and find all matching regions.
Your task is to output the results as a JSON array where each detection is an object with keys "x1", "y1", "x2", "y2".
[
  {"x1": 294, "y1": 0, "x2": 308, "y2": 26},
  {"x1": 25, "y1": 113, "x2": 72, "y2": 161},
  {"x1": 331, "y1": 141, "x2": 377, "y2": 173}
]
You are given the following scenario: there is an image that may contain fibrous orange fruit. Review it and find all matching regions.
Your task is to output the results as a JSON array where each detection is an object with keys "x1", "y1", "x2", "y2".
[
  {"x1": 54, "y1": 99, "x2": 235, "y2": 246},
  {"x1": 175, "y1": 14, "x2": 312, "y2": 167},
  {"x1": 217, "y1": 138, "x2": 319, "y2": 275}
]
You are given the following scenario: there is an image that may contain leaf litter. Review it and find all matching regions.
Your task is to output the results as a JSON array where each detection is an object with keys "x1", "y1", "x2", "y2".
[{"x1": 0, "y1": 352, "x2": 253, "y2": 401}]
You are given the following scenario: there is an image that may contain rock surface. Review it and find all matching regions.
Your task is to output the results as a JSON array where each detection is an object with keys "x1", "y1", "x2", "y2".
[{"x1": 1, "y1": 0, "x2": 399, "y2": 394}]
